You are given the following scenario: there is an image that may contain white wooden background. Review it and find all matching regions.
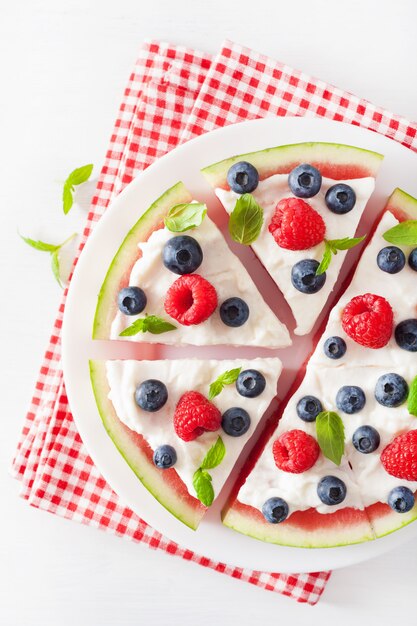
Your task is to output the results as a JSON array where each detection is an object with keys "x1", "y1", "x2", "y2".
[{"x1": 1, "y1": 1, "x2": 416, "y2": 623}]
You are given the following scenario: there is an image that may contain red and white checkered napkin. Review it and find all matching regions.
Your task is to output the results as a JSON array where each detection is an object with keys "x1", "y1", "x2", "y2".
[{"x1": 11, "y1": 39, "x2": 417, "y2": 605}]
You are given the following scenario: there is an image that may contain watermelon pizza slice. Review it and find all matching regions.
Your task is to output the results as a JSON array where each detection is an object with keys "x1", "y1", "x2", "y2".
[
  {"x1": 201, "y1": 142, "x2": 383, "y2": 335},
  {"x1": 93, "y1": 181, "x2": 290, "y2": 348},
  {"x1": 90, "y1": 357, "x2": 282, "y2": 530},
  {"x1": 222, "y1": 188, "x2": 417, "y2": 547}
]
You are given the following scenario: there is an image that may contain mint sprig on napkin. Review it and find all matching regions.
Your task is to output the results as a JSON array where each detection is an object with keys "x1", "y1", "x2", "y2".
[
  {"x1": 63, "y1": 164, "x2": 94, "y2": 215},
  {"x1": 193, "y1": 436, "x2": 226, "y2": 506},
  {"x1": 20, "y1": 233, "x2": 77, "y2": 287}
]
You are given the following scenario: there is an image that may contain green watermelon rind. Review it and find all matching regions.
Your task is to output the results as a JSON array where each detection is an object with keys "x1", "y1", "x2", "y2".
[
  {"x1": 201, "y1": 142, "x2": 384, "y2": 188},
  {"x1": 89, "y1": 360, "x2": 206, "y2": 530},
  {"x1": 93, "y1": 181, "x2": 193, "y2": 339}
]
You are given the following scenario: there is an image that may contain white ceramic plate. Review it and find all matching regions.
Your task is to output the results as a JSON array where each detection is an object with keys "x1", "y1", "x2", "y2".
[{"x1": 62, "y1": 116, "x2": 417, "y2": 573}]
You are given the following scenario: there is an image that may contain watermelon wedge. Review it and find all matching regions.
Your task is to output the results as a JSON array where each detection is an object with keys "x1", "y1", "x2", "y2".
[
  {"x1": 222, "y1": 188, "x2": 417, "y2": 547},
  {"x1": 93, "y1": 181, "x2": 290, "y2": 348},
  {"x1": 90, "y1": 357, "x2": 282, "y2": 529},
  {"x1": 202, "y1": 142, "x2": 383, "y2": 335}
]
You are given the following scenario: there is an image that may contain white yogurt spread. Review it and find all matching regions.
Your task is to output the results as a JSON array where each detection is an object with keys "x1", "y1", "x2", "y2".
[
  {"x1": 110, "y1": 216, "x2": 291, "y2": 348},
  {"x1": 237, "y1": 211, "x2": 417, "y2": 516},
  {"x1": 216, "y1": 174, "x2": 375, "y2": 335},
  {"x1": 106, "y1": 358, "x2": 282, "y2": 500}
]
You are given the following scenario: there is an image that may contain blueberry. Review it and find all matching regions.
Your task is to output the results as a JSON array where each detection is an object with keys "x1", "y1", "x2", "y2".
[
  {"x1": 261, "y1": 497, "x2": 289, "y2": 524},
  {"x1": 162, "y1": 235, "x2": 203, "y2": 275},
  {"x1": 236, "y1": 369, "x2": 266, "y2": 398},
  {"x1": 221, "y1": 407, "x2": 251, "y2": 437},
  {"x1": 323, "y1": 336, "x2": 347, "y2": 360},
  {"x1": 227, "y1": 161, "x2": 259, "y2": 194},
  {"x1": 153, "y1": 445, "x2": 177, "y2": 469},
  {"x1": 377, "y1": 246, "x2": 406, "y2": 274},
  {"x1": 296, "y1": 396, "x2": 323, "y2": 422},
  {"x1": 387, "y1": 486, "x2": 415, "y2": 513},
  {"x1": 336, "y1": 385, "x2": 366, "y2": 414},
  {"x1": 291, "y1": 259, "x2": 326, "y2": 294},
  {"x1": 135, "y1": 379, "x2": 168, "y2": 412},
  {"x1": 117, "y1": 286, "x2": 147, "y2": 315},
  {"x1": 395, "y1": 319, "x2": 417, "y2": 352},
  {"x1": 352, "y1": 426, "x2": 380, "y2": 454},
  {"x1": 325, "y1": 183, "x2": 356, "y2": 214},
  {"x1": 375, "y1": 373, "x2": 408, "y2": 407},
  {"x1": 409, "y1": 248, "x2": 417, "y2": 271},
  {"x1": 317, "y1": 476, "x2": 347, "y2": 505},
  {"x1": 219, "y1": 297, "x2": 249, "y2": 327},
  {"x1": 288, "y1": 163, "x2": 322, "y2": 198}
]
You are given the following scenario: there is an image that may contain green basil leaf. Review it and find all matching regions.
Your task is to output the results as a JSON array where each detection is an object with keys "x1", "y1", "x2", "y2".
[
  {"x1": 119, "y1": 315, "x2": 176, "y2": 337},
  {"x1": 192, "y1": 469, "x2": 215, "y2": 507},
  {"x1": 329, "y1": 235, "x2": 366, "y2": 251},
  {"x1": 228, "y1": 193, "x2": 263, "y2": 245},
  {"x1": 164, "y1": 202, "x2": 207, "y2": 233},
  {"x1": 67, "y1": 163, "x2": 94, "y2": 186},
  {"x1": 408, "y1": 376, "x2": 417, "y2": 417},
  {"x1": 200, "y1": 436, "x2": 226, "y2": 471},
  {"x1": 208, "y1": 367, "x2": 242, "y2": 400},
  {"x1": 316, "y1": 243, "x2": 332, "y2": 275},
  {"x1": 315, "y1": 411, "x2": 345, "y2": 465},
  {"x1": 383, "y1": 220, "x2": 417, "y2": 246},
  {"x1": 63, "y1": 181, "x2": 74, "y2": 215},
  {"x1": 50, "y1": 250, "x2": 63, "y2": 288}
]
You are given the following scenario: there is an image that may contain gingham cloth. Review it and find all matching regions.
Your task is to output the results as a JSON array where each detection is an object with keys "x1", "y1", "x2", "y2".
[{"x1": 11, "y1": 39, "x2": 417, "y2": 605}]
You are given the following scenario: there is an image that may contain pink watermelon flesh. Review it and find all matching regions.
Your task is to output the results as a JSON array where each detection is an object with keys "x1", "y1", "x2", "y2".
[
  {"x1": 223, "y1": 187, "x2": 417, "y2": 547},
  {"x1": 89, "y1": 360, "x2": 206, "y2": 530}
]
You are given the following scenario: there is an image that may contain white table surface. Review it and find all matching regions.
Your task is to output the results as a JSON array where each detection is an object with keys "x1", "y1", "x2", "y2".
[{"x1": 1, "y1": 1, "x2": 416, "y2": 623}]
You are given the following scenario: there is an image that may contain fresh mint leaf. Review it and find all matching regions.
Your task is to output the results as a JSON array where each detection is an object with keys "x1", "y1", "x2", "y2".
[
  {"x1": 408, "y1": 376, "x2": 417, "y2": 417},
  {"x1": 63, "y1": 164, "x2": 93, "y2": 214},
  {"x1": 50, "y1": 250, "x2": 62, "y2": 287},
  {"x1": 208, "y1": 367, "x2": 242, "y2": 400},
  {"x1": 228, "y1": 193, "x2": 263, "y2": 245},
  {"x1": 20, "y1": 235, "x2": 60, "y2": 253},
  {"x1": 383, "y1": 220, "x2": 417, "y2": 246},
  {"x1": 192, "y1": 469, "x2": 214, "y2": 507},
  {"x1": 164, "y1": 202, "x2": 207, "y2": 233},
  {"x1": 316, "y1": 235, "x2": 366, "y2": 276},
  {"x1": 119, "y1": 315, "x2": 176, "y2": 337},
  {"x1": 315, "y1": 411, "x2": 345, "y2": 465},
  {"x1": 200, "y1": 436, "x2": 226, "y2": 471}
]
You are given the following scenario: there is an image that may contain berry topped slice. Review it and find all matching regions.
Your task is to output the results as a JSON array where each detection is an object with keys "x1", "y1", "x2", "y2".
[
  {"x1": 93, "y1": 181, "x2": 290, "y2": 348},
  {"x1": 202, "y1": 142, "x2": 383, "y2": 335}
]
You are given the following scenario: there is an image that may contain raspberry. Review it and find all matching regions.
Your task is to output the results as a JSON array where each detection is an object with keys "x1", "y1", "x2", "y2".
[
  {"x1": 268, "y1": 197, "x2": 325, "y2": 250},
  {"x1": 164, "y1": 274, "x2": 217, "y2": 326},
  {"x1": 342, "y1": 293, "x2": 393, "y2": 349},
  {"x1": 272, "y1": 429, "x2": 320, "y2": 474},
  {"x1": 173, "y1": 391, "x2": 222, "y2": 442},
  {"x1": 381, "y1": 430, "x2": 417, "y2": 481}
]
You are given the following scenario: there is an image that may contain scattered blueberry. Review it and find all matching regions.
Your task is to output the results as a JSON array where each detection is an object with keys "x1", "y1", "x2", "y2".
[
  {"x1": 291, "y1": 259, "x2": 326, "y2": 294},
  {"x1": 325, "y1": 183, "x2": 356, "y2": 214},
  {"x1": 219, "y1": 297, "x2": 249, "y2": 327},
  {"x1": 409, "y1": 248, "x2": 417, "y2": 271},
  {"x1": 395, "y1": 319, "x2": 417, "y2": 352},
  {"x1": 323, "y1": 336, "x2": 347, "y2": 360},
  {"x1": 296, "y1": 396, "x2": 323, "y2": 422},
  {"x1": 221, "y1": 407, "x2": 251, "y2": 437},
  {"x1": 377, "y1": 246, "x2": 406, "y2": 274},
  {"x1": 153, "y1": 445, "x2": 177, "y2": 469},
  {"x1": 288, "y1": 163, "x2": 322, "y2": 198},
  {"x1": 352, "y1": 426, "x2": 380, "y2": 454},
  {"x1": 261, "y1": 497, "x2": 289, "y2": 523},
  {"x1": 162, "y1": 235, "x2": 203, "y2": 275},
  {"x1": 317, "y1": 476, "x2": 347, "y2": 505},
  {"x1": 387, "y1": 486, "x2": 415, "y2": 513},
  {"x1": 135, "y1": 379, "x2": 168, "y2": 412},
  {"x1": 375, "y1": 373, "x2": 408, "y2": 407},
  {"x1": 236, "y1": 369, "x2": 266, "y2": 398},
  {"x1": 336, "y1": 385, "x2": 366, "y2": 414},
  {"x1": 227, "y1": 161, "x2": 259, "y2": 194},
  {"x1": 117, "y1": 286, "x2": 147, "y2": 315}
]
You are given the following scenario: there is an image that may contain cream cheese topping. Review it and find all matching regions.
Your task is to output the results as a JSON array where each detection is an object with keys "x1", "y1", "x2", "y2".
[{"x1": 216, "y1": 174, "x2": 375, "y2": 335}]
